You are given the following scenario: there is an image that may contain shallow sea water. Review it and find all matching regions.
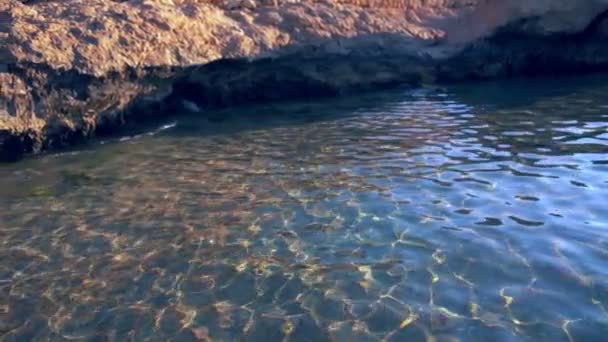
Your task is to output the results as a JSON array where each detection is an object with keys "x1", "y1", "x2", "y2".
[{"x1": 1, "y1": 76, "x2": 608, "y2": 341}]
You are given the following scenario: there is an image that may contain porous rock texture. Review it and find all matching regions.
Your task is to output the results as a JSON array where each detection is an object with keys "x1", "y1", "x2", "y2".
[{"x1": 1, "y1": 0, "x2": 608, "y2": 160}]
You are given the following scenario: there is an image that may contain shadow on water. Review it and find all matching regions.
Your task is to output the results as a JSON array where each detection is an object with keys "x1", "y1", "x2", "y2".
[
  {"x1": 163, "y1": 86, "x2": 421, "y2": 137},
  {"x1": 446, "y1": 73, "x2": 608, "y2": 109},
  {"x1": 163, "y1": 73, "x2": 608, "y2": 139}
]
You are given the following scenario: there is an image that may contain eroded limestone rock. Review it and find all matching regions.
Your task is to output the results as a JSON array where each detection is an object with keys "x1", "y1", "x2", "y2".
[{"x1": 1, "y1": 0, "x2": 608, "y2": 159}]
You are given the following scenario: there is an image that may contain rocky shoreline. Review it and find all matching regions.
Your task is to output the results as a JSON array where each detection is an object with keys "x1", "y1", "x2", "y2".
[{"x1": 2, "y1": 0, "x2": 608, "y2": 161}]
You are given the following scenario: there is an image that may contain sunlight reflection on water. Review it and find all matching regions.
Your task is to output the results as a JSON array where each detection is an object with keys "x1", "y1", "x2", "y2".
[{"x1": 1, "y1": 77, "x2": 608, "y2": 341}]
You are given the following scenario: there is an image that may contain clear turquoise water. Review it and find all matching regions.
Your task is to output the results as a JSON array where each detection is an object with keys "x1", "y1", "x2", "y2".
[{"x1": 1, "y1": 76, "x2": 608, "y2": 341}]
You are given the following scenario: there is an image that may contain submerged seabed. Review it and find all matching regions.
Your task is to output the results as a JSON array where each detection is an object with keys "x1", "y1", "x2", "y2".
[{"x1": 1, "y1": 76, "x2": 608, "y2": 341}]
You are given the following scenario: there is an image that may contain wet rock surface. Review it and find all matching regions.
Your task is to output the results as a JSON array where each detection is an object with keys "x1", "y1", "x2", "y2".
[{"x1": 1, "y1": 0, "x2": 608, "y2": 159}]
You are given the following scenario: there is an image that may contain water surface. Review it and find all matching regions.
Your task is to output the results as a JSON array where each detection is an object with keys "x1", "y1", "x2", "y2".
[{"x1": 1, "y1": 76, "x2": 608, "y2": 341}]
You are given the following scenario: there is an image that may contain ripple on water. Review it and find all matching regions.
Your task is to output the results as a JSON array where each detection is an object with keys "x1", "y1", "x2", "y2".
[{"x1": 1, "y1": 77, "x2": 608, "y2": 340}]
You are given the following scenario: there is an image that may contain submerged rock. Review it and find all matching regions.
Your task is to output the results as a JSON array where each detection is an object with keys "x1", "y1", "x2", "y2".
[{"x1": 1, "y1": 0, "x2": 608, "y2": 159}]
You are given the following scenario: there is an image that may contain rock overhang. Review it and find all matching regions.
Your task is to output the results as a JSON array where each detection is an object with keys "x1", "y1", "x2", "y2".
[{"x1": 2, "y1": 0, "x2": 608, "y2": 160}]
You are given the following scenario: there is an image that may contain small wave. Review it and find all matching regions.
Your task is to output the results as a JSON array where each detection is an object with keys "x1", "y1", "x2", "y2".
[{"x1": 147, "y1": 121, "x2": 178, "y2": 136}]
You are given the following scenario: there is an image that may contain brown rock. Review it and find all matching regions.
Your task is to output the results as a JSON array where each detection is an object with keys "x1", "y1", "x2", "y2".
[{"x1": 1, "y1": 0, "x2": 608, "y2": 159}]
